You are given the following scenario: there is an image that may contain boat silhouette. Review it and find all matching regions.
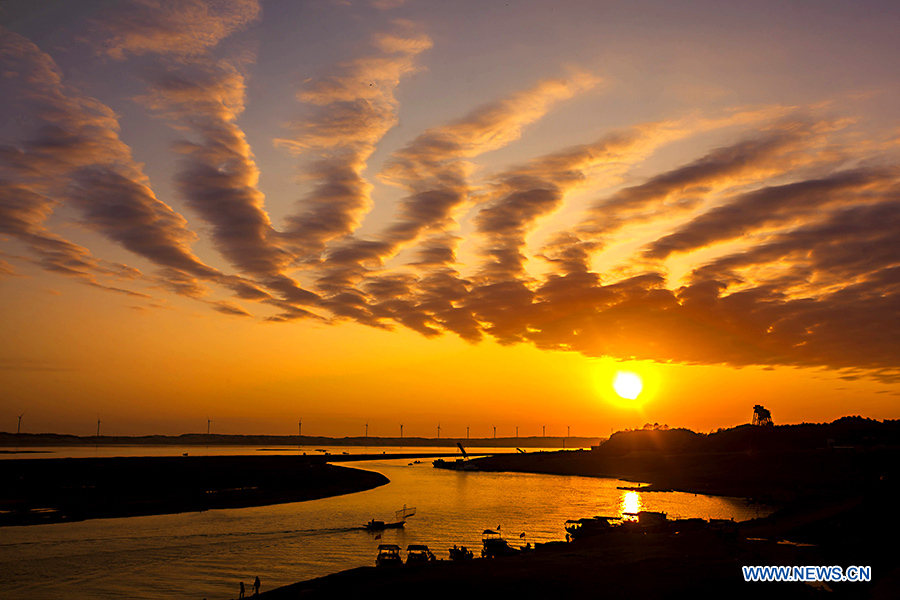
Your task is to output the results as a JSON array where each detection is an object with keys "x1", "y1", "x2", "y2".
[{"x1": 366, "y1": 505, "x2": 416, "y2": 531}]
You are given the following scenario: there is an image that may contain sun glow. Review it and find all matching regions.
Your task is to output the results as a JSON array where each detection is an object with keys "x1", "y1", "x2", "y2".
[
  {"x1": 613, "y1": 371, "x2": 643, "y2": 400},
  {"x1": 621, "y1": 491, "x2": 642, "y2": 519}
]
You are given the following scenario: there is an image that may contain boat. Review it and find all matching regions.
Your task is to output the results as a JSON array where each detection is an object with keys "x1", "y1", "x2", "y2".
[
  {"x1": 565, "y1": 516, "x2": 614, "y2": 540},
  {"x1": 433, "y1": 443, "x2": 480, "y2": 470},
  {"x1": 375, "y1": 544, "x2": 402, "y2": 567},
  {"x1": 405, "y1": 544, "x2": 436, "y2": 564},
  {"x1": 481, "y1": 529, "x2": 519, "y2": 558},
  {"x1": 366, "y1": 519, "x2": 404, "y2": 531},
  {"x1": 366, "y1": 505, "x2": 417, "y2": 531},
  {"x1": 448, "y1": 545, "x2": 473, "y2": 560},
  {"x1": 432, "y1": 458, "x2": 478, "y2": 471}
]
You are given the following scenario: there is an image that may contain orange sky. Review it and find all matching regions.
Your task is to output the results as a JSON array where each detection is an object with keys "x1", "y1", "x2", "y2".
[{"x1": 1, "y1": 0, "x2": 899, "y2": 436}]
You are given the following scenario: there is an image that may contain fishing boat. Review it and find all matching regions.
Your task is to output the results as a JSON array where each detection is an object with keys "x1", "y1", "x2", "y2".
[
  {"x1": 564, "y1": 516, "x2": 615, "y2": 540},
  {"x1": 366, "y1": 505, "x2": 416, "y2": 531},
  {"x1": 366, "y1": 519, "x2": 404, "y2": 531},
  {"x1": 481, "y1": 529, "x2": 519, "y2": 558}
]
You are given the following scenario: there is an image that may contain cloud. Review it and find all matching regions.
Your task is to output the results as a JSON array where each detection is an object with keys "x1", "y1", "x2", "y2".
[
  {"x1": 644, "y1": 166, "x2": 896, "y2": 260},
  {"x1": 312, "y1": 71, "x2": 600, "y2": 323},
  {"x1": 370, "y1": 0, "x2": 410, "y2": 10},
  {"x1": 380, "y1": 70, "x2": 600, "y2": 189},
  {"x1": 539, "y1": 118, "x2": 842, "y2": 273},
  {"x1": 93, "y1": 0, "x2": 321, "y2": 309},
  {"x1": 493, "y1": 126, "x2": 899, "y2": 380},
  {"x1": 0, "y1": 28, "x2": 292, "y2": 309},
  {"x1": 92, "y1": 0, "x2": 261, "y2": 60},
  {"x1": 0, "y1": 256, "x2": 20, "y2": 278},
  {"x1": 0, "y1": 30, "x2": 227, "y2": 297},
  {"x1": 302, "y1": 71, "x2": 601, "y2": 338},
  {"x1": 5, "y1": 5, "x2": 900, "y2": 384},
  {"x1": 375, "y1": 70, "x2": 600, "y2": 256},
  {"x1": 473, "y1": 129, "x2": 664, "y2": 283},
  {"x1": 275, "y1": 27, "x2": 433, "y2": 263},
  {"x1": 210, "y1": 300, "x2": 252, "y2": 317},
  {"x1": 351, "y1": 108, "x2": 898, "y2": 382},
  {"x1": 141, "y1": 61, "x2": 315, "y2": 302}
]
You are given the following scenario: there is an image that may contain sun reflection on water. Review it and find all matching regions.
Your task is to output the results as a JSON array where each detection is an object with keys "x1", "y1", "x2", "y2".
[{"x1": 620, "y1": 490, "x2": 642, "y2": 521}]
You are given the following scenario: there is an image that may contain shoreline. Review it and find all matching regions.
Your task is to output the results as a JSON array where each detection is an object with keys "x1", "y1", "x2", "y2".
[
  {"x1": 0, "y1": 432, "x2": 601, "y2": 449},
  {"x1": 258, "y1": 488, "x2": 899, "y2": 599},
  {"x1": 257, "y1": 421, "x2": 900, "y2": 598},
  {"x1": 0, "y1": 455, "x2": 388, "y2": 527}
]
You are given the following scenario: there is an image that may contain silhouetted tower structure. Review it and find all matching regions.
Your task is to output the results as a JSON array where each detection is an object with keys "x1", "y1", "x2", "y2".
[
  {"x1": 96, "y1": 417, "x2": 101, "y2": 438},
  {"x1": 437, "y1": 423, "x2": 442, "y2": 439},
  {"x1": 299, "y1": 419, "x2": 302, "y2": 437},
  {"x1": 466, "y1": 426, "x2": 469, "y2": 439},
  {"x1": 17, "y1": 412, "x2": 24, "y2": 435},
  {"x1": 207, "y1": 417, "x2": 211, "y2": 436},
  {"x1": 493, "y1": 425, "x2": 496, "y2": 439},
  {"x1": 399, "y1": 423, "x2": 403, "y2": 439},
  {"x1": 515, "y1": 426, "x2": 518, "y2": 438},
  {"x1": 752, "y1": 405, "x2": 773, "y2": 427},
  {"x1": 365, "y1": 421, "x2": 368, "y2": 438},
  {"x1": 542, "y1": 425, "x2": 546, "y2": 437}
]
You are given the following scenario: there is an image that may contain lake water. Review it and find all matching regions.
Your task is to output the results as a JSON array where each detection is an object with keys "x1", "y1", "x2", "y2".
[{"x1": 0, "y1": 446, "x2": 773, "y2": 599}]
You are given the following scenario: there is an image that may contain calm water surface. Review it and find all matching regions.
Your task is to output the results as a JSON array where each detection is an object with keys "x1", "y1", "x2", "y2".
[{"x1": 0, "y1": 446, "x2": 773, "y2": 599}]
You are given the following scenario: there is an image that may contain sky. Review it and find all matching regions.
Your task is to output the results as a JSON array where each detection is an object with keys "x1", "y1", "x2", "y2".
[{"x1": 1, "y1": 0, "x2": 899, "y2": 438}]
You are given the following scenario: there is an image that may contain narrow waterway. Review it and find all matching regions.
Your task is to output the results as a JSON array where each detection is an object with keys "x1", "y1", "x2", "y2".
[{"x1": 0, "y1": 447, "x2": 772, "y2": 599}]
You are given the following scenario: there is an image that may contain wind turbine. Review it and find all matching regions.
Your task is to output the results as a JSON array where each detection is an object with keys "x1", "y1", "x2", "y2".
[
  {"x1": 493, "y1": 425, "x2": 496, "y2": 439},
  {"x1": 466, "y1": 426, "x2": 469, "y2": 439},
  {"x1": 542, "y1": 425, "x2": 546, "y2": 437},
  {"x1": 437, "y1": 422, "x2": 442, "y2": 439},
  {"x1": 515, "y1": 426, "x2": 518, "y2": 438},
  {"x1": 399, "y1": 423, "x2": 403, "y2": 439},
  {"x1": 365, "y1": 420, "x2": 368, "y2": 438},
  {"x1": 96, "y1": 416, "x2": 101, "y2": 438},
  {"x1": 298, "y1": 418, "x2": 302, "y2": 437},
  {"x1": 207, "y1": 417, "x2": 211, "y2": 436},
  {"x1": 567, "y1": 425, "x2": 570, "y2": 438},
  {"x1": 17, "y1": 412, "x2": 24, "y2": 435}
]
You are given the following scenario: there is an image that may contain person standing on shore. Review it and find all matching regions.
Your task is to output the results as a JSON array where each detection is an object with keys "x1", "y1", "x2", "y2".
[
  {"x1": 253, "y1": 576, "x2": 260, "y2": 595},
  {"x1": 239, "y1": 581, "x2": 245, "y2": 599}
]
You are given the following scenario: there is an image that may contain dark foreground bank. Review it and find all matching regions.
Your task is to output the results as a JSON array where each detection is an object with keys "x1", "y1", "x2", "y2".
[
  {"x1": 0, "y1": 455, "x2": 388, "y2": 527},
  {"x1": 259, "y1": 485, "x2": 900, "y2": 600}
]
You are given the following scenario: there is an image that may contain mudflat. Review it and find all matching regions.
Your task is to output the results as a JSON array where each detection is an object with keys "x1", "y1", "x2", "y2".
[{"x1": 0, "y1": 455, "x2": 388, "y2": 527}]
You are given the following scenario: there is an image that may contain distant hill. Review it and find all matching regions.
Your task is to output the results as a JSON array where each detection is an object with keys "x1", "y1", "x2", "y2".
[
  {"x1": 441, "y1": 417, "x2": 900, "y2": 500},
  {"x1": 600, "y1": 416, "x2": 900, "y2": 455}
]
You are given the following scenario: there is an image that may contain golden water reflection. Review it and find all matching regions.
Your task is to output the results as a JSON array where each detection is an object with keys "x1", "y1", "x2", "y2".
[{"x1": 620, "y1": 490, "x2": 642, "y2": 520}]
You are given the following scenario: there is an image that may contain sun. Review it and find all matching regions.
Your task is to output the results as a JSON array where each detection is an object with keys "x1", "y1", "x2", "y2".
[{"x1": 613, "y1": 371, "x2": 643, "y2": 400}]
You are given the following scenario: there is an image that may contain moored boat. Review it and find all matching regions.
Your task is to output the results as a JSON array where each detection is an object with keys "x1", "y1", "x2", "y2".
[
  {"x1": 481, "y1": 529, "x2": 519, "y2": 558},
  {"x1": 375, "y1": 544, "x2": 402, "y2": 567},
  {"x1": 405, "y1": 544, "x2": 436, "y2": 564},
  {"x1": 565, "y1": 516, "x2": 614, "y2": 540}
]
